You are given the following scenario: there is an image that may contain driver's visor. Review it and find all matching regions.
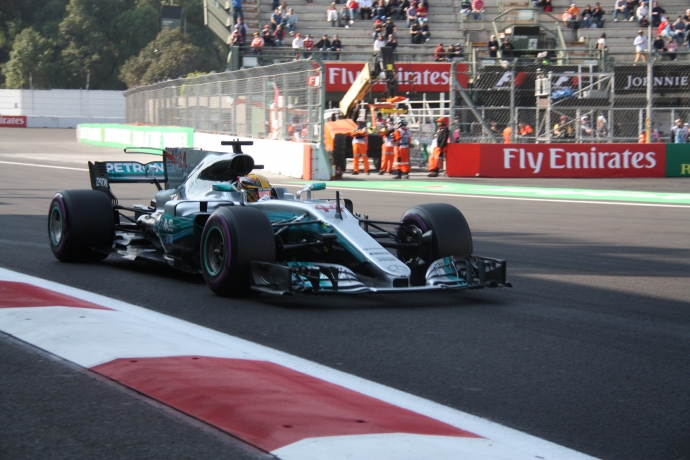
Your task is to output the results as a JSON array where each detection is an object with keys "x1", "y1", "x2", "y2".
[{"x1": 257, "y1": 188, "x2": 272, "y2": 199}]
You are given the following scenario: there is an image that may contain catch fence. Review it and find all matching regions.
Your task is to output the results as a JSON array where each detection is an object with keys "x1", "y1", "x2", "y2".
[
  {"x1": 450, "y1": 57, "x2": 690, "y2": 144},
  {"x1": 124, "y1": 60, "x2": 324, "y2": 143}
]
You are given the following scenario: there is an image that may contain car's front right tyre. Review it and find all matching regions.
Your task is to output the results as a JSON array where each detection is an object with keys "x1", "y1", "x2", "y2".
[{"x1": 201, "y1": 206, "x2": 276, "y2": 296}]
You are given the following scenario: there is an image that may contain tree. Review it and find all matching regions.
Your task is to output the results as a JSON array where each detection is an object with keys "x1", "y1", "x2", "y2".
[
  {"x1": 120, "y1": 27, "x2": 201, "y2": 88},
  {"x1": 2, "y1": 27, "x2": 56, "y2": 88}
]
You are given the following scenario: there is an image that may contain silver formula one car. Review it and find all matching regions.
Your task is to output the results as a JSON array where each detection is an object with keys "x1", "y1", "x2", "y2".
[{"x1": 48, "y1": 140, "x2": 510, "y2": 296}]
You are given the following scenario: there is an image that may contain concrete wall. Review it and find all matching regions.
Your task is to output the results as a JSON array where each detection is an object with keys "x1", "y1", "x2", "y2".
[
  {"x1": 0, "y1": 89, "x2": 125, "y2": 128},
  {"x1": 194, "y1": 132, "x2": 308, "y2": 179}
]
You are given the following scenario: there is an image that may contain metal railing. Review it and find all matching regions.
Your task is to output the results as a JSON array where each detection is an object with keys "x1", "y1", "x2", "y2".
[
  {"x1": 450, "y1": 58, "x2": 690, "y2": 143},
  {"x1": 124, "y1": 60, "x2": 324, "y2": 144}
]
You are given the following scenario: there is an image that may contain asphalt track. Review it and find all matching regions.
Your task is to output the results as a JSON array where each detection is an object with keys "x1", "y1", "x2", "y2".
[{"x1": 1, "y1": 128, "x2": 689, "y2": 459}]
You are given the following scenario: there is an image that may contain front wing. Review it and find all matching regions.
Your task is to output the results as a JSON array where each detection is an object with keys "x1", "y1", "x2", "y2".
[{"x1": 249, "y1": 255, "x2": 510, "y2": 295}]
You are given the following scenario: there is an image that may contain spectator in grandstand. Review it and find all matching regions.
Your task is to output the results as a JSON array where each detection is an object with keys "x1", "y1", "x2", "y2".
[
  {"x1": 652, "y1": 33, "x2": 666, "y2": 58},
  {"x1": 613, "y1": 0, "x2": 628, "y2": 21},
  {"x1": 373, "y1": 0, "x2": 386, "y2": 20},
  {"x1": 581, "y1": 5, "x2": 593, "y2": 28},
  {"x1": 417, "y1": 2, "x2": 428, "y2": 19},
  {"x1": 565, "y1": 3, "x2": 581, "y2": 28},
  {"x1": 672, "y1": 16, "x2": 685, "y2": 42},
  {"x1": 634, "y1": 30, "x2": 648, "y2": 62},
  {"x1": 543, "y1": 0, "x2": 553, "y2": 12},
  {"x1": 285, "y1": 8, "x2": 298, "y2": 35},
  {"x1": 303, "y1": 34, "x2": 314, "y2": 58},
  {"x1": 327, "y1": 3, "x2": 339, "y2": 26},
  {"x1": 489, "y1": 121, "x2": 500, "y2": 137},
  {"x1": 292, "y1": 32, "x2": 304, "y2": 57},
  {"x1": 271, "y1": 8, "x2": 283, "y2": 31},
  {"x1": 374, "y1": 33, "x2": 387, "y2": 51},
  {"x1": 278, "y1": 2, "x2": 288, "y2": 15},
  {"x1": 625, "y1": 0, "x2": 636, "y2": 21},
  {"x1": 385, "y1": 17, "x2": 396, "y2": 36},
  {"x1": 500, "y1": 37, "x2": 515, "y2": 58},
  {"x1": 406, "y1": 3, "x2": 418, "y2": 26},
  {"x1": 274, "y1": 24, "x2": 286, "y2": 46},
  {"x1": 315, "y1": 34, "x2": 332, "y2": 59},
  {"x1": 596, "y1": 115, "x2": 609, "y2": 139},
  {"x1": 372, "y1": 18, "x2": 383, "y2": 40},
  {"x1": 665, "y1": 36, "x2": 678, "y2": 60},
  {"x1": 445, "y1": 44, "x2": 454, "y2": 60},
  {"x1": 339, "y1": 4, "x2": 351, "y2": 26},
  {"x1": 460, "y1": 0, "x2": 472, "y2": 18},
  {"x1": 420, "y1": 18, "x2": 431, "y2": 42},
  {"x1": 471, "y1": 0, "x2": 484, "y2": 20},
  {"x1": 331, "y1": 34, "x2": 343, "y2": 59},
  {"x1": 359, "y1": 0, "x2": 372, "y2": 19},
  {"x1": 651, "y1": 1, "x2": 665, "y2": 26},
  {"x1": 451, "y1": 42, "x2": 464, "y2": 59},
  {"x1": 386, "y1": 0, "x2": 399, "y2": 18},
  {"x1": 518, "y1": 123, "x2": 534, "y2": 142},
  {"x1": 272, "y1": 0, "x2": 279, "y2": 10},
  {"x1": 658, "y1": 16, "x2": 669, "y2": 36},
  {"x1": 596, "y1": 33, "x2": 609, "y2": 54},
  {"x1": 229, "y1": 30, "x2": 244, "y2": 46},
  {"x1": 671, "y1": 119, "x2": 688, "y2": 142},
  {"x1": 347, "y1": 0, "x2": 359, "y2": 23},
  {"x1": 487, "y1": 35, "x2": 499, "y2": 57},
  {"x1": 553, "y1": 115, "x2": 574, "y2": 139},
  {"x1": 592, "y1": 3, "x2": 605, "y2": 28},
  {"x1": 434, "y1": 43, "x2": 446, "y2": 60},
  {"x1": 233, "y1": 0, "x2": 243, "y2": 24},
  {"x1": 579, "y1": 115, "x2": 593, "y2": 139},
  {"x1": 251, "y1": 32, "x2": 264, "y2": 55},
  {"x1": 385, "y1": 34, "x2": 398, "y2": 51},
  {"x1": 236, "y1": 18, "x2": 248, "y2": 42},
  {"x1": 396, "y1": 0, "x2": 408, "y2": 20},
  {"x1": 410, "y1": 19, "x2": 423, "y2": 43},
  {"x1": 637, "y1": 2, "x2": 649, "y2": 27},
  {"x1": 262, "y1": 25, "x2": 276, "y2": 47}
]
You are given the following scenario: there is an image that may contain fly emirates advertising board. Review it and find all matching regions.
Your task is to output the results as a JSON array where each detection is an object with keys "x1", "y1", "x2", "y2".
[
  {"x1": 323, "y1": 62, "x2": 468, "y2": 93},
  {"x1": 447, "y1": 144, "x2": 668, "y2": 178}
]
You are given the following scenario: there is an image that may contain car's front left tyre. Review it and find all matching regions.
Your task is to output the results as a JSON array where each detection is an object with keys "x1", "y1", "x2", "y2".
[{"x1": 48, "y1": 190, "x2": 114, "y2": 262}]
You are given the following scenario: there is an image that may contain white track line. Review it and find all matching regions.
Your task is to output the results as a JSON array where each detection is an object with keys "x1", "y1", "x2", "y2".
[
  {"x1": 0, "y1": 267, "x2": 597, "y2": 460},
  {"x1": 0, "y1": 160, "x2": 86, "y2": 171},
  {"x1": 2, "y1": 159, "x2": 684, "y2": 208},
  {"x1": 272, "y1": 183, "x2": 690, "y2": 208}
]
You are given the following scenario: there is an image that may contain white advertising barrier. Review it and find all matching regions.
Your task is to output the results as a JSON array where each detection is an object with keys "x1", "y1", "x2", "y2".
[
  {"x1": 194, "y1": 132, "x2": 314, "y2": 179},
  {"x1": 29, "y1": 116, "x2": 124, "y2": 129},
  {"x1": 0, "y1": 89, "x2": 124, "y2": 117}
]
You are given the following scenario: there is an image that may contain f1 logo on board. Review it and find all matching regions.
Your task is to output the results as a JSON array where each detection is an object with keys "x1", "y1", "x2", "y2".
[{"x1": 0, "y1": 115, "x2": 27, "y2": 128}]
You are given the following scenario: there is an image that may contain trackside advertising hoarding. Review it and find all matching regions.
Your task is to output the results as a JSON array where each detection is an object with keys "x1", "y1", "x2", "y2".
[
  {"x1": 0, "y1": 115, "x2": 27, "y2": 127},
  {"x1": 447, "y1": 143, "x2": 690, "y2": 178},
  {"x1": 77, "y1": 124, "x2": 194, "y2": 149},
  {"x1": 323, "y1": 62, "x2": 468, "y2": 93}
]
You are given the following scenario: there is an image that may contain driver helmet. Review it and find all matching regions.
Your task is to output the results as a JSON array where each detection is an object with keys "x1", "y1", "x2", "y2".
[
  {"x1": 237, "y1": 173, "x2": 272, "y2": 202},
  {"x1": 398, "y1": 118, "x2": 407, "y2": 127}
]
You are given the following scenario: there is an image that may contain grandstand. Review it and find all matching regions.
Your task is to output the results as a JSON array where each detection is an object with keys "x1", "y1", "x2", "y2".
[{"x1": 205, "y1": 0, "x2": 690, "y2": 64}]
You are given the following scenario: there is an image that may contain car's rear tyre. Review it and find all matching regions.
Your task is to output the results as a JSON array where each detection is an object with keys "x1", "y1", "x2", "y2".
[
  {"x1": 397, "y1": 203, "x2": 473, "y2": 285},
  {"x1": 201, "y1": 206, "x2": 276, "y2": 296},
  {"x1": 48, "y1": 190, "x2": 114, "y2": 262}
]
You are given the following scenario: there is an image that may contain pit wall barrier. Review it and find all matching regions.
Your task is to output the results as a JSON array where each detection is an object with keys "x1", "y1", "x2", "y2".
[
  {"x1": 446, "y1": 144, "x2": 690, "y2": 178},
  {"x1": 76, "y1": 124, "x2": 326, "y2": 180}
]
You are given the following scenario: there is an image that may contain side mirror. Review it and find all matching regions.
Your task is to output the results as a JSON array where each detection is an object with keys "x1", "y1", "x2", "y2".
[{"x1": 296, "y1": 182, "x2": 327, "y2": 200}]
